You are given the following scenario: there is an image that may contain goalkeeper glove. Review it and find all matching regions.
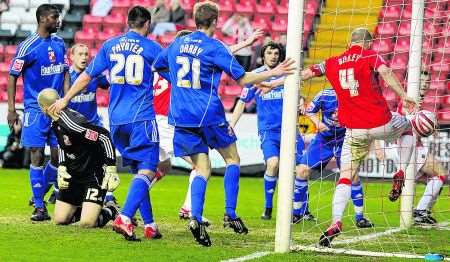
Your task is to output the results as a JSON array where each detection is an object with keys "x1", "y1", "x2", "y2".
[
  {"x1": 57, "y1": 165, "x2": 71, "y2": 190},
  {"x1": 102, "y1": 166, "x2": 120, "y2": 192}
]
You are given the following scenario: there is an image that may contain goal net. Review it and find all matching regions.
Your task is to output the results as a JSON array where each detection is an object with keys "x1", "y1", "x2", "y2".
[{"x1": 288, "y1": 0, "x2": 450, "y2": 259}]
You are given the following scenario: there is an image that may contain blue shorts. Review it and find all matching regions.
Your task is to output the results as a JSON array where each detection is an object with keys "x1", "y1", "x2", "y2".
[
  {"x1": 258, "y1": 130, "x2": 304, "y2": 165},
  {"x1": 299, "y1": 132, "x2": 344, "y2": 169},
  {"x1": 173, "y1": 123, "x2": 237, "y2": 157},
  {"x1": 21, "y1": 110, "x2": 58, "y2": 148},
  {"x1": 110, "y1": 120, "x2": 159, "y2": 173}
]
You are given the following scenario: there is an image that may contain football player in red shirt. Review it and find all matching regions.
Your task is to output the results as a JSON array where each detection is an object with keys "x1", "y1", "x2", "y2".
[{"x1": 301, "y1": 28, "x2": 418, "y2": 246}]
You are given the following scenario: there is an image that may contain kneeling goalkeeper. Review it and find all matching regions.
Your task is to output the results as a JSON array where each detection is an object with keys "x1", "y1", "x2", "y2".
[{"x1": 38, "y1": 88, "x2": 120, "y2": 227}]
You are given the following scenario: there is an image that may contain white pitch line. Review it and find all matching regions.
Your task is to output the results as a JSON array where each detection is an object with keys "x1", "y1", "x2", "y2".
[
  {"x1": 416, "y1": 221, "x2": 450, "y2": 231},
  {"x1": 220, "y1": 251, "x2": 272, "y2": 262},
  {"x1": 292, "y1": 245, "x2": 450, "y2": 261},
  {"x1": 333, "y1": 227, "x2": 402, "y2": 245}
]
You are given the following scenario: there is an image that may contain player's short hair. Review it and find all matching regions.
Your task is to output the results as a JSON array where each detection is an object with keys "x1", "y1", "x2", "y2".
[
  {"x1": 175, "y1": 30, "x2": 192, "y2": 38},
  {"x1": 261, "y1": 41, "x2": 284, "y2": 64},
  {"x1": 127, "y1": 6, "x2": 152, "y2": 29},
  {"x1": 71, "y1": 43, "x2": 88, "y2": 54},
  {"x1": 194, "y1": 1, "x2": 219, "y2": 29},
  {"x1": 351, "y1": 27, "x2": 373, "y2": 44},
  {"x1": 38, "y1": 88, "x2": 59, "y2": 110},
  {"x1": 36, "y1": 4, "x2": 59, "y2": 24}
]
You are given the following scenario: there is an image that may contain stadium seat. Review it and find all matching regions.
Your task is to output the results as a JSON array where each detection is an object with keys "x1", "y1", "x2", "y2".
[
  {"x1": 63, "y1": 11, "x2": 84, "y2": 28},
  {"x1": 393, "y1": 37, "x2": 410, "y2": 53},
  {"x1": 132, "y1": 0, "x2": 155, "y2": 7},
  {"x1": 235, "y1": 0, "x2": 255, "y2": 16},
  {"x1": 103, "y1": 13, "x2": 125, "y2": 33},
  {"x1": 70, "y1": 0, "x2": 90, "y2": 14},
  {"x1": 379, "y1": 6, "x2": 401, "y2": 22},
  {"x1": 179, "y1": 0, "x2": 195, "y2": 15},
  {"x1": 0, "y1": 12, "x2": 20, "y2": 34},
  {"x1": 21, "y1": 12, "x2": 37, "y2": 25},
  {"x1": 272, "y1": 16, "x2": 288, "y2": 33},
  {"x1": 423, "y1": 23, "x2": 440, "y2": 37},
  {"x1": 371, "y1": 38, "x2": 394, "y2": 55},
  {"x1": 0, "y1": 75, "x2": 7, "y2": 89},
  {"x1": 0, "y1": 62, "x2": 8, "y2": 74},
  {"x1": 252, "y1": 17, "x2": 272, "y2": 32},
  {"x1": 255, "y1": 0, "x2": 276, "y2": 15},
  {"x1": 97, "y1": 28, "x2": 120, "y2": 46},
  {"x1": 375, "y1": 22, "x2": 397, "y2": 37},
  {"x1": 74, "y1": 30, "x2": 96, "y2": 49},
  {"x1": 159, "y1": 32, "x2": 176, "y2": 47},
  {"x1": 401, "y1": 6, "x2": 412, "y2": 20},
  {"x1": 57, "y1": 28, "x2": 76, "y2": 45},
  {"x1": 305, "y1": 0, "x2": 319, "y2": 15},
  {"x1": 111, "y1": 0, "x2": 131, "y2": 18},
  {"x1": 83, "y1": 15, "x2": 103, "y2": 32},
  {"x1": 4, "y1": 46, "x2": 17, "y2": 64},
  {"x1": 276, "y1": 0, "x2": 288, "y2": 15},
  {"x1": 398, "y1": 22, "x2": 411, "y2": 36},
  {"x1": 15, "y1": 29, "x2": 33, "y2": 44},
  {"x1": 218, "y1": 0, "x2": 235, "y2": 17},
  {"x1": 437, "y1": 109, "x2": 450, "y2": 124},
  {"x1": 97, "y1": 89, "x2": 109, "y2": 107}
]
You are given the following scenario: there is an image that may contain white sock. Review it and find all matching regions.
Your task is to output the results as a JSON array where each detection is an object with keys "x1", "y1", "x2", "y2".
[
  {"x1": 332, "y1": 182, "x2": 352, "y2": 223},
  {"x1": 397, "y1": 135, "x2": 415, "y2": 171},
  {"x1": 182, "y1": 169, "x2": 197, "y2": 210},
  {"x1": 416, "y1": 176, "x2": 444, "y2": 210}
]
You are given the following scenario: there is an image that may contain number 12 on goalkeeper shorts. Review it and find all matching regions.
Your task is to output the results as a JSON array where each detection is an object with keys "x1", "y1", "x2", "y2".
[{"x1": 86, "y1": 188, "x2": 102, "y2": 202}]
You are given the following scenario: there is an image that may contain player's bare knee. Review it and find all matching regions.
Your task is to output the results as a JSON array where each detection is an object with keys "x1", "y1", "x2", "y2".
[
  {"x1": 266, "y1": 158, "x2": 279, "y2": 176},
  {"x1": 54, "y1": 214, "x2": 71, "y2": 225},
  {"x1": 157, "y1": 159, "x2": 172, "y2": 174},
  {"x1": 29, "y1": 148, "x2": 44, "y2": 166}
]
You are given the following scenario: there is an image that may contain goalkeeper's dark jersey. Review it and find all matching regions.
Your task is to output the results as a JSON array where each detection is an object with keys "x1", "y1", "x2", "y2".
[{"x1": 52, "y1": 108, "x2": 116, "y2": 182}]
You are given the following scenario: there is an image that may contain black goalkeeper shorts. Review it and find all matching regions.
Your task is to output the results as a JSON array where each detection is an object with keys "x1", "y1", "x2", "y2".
[{"x1": 57, "y1": 180, "x2": 107, "y2": 206}]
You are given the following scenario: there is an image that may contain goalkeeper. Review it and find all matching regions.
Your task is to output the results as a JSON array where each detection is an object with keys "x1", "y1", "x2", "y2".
[{"x1": 38, "y1": 88, "x2": 120, "y2": 227}]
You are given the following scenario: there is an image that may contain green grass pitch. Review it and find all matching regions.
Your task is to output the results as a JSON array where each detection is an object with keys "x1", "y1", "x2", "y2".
[{"x1": 0, "y1": 169, "x2": 448, "y2": 261}]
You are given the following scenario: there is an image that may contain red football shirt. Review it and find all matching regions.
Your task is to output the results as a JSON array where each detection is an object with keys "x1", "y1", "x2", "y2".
[
  {"x1": 311, "y1": 45, "x2": 391, "y2": 129},
  {"x1": 153, "y1": 73, "x2": 171, "y2": 116}
]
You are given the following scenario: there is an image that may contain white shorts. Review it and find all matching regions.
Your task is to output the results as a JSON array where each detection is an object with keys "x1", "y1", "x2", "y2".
[
  {"x1": 156, "y1": 114, "x2": 174, "y2": 161},
  {"x1": 341, "y1": 112, "x2": 411, "y2": 165}
]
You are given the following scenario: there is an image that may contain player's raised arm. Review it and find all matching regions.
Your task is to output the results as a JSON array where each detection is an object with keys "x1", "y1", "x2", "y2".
[
  {"x1": 229, "y1": 28, "x2": 264, "y2": 54},
  {"x1": 378, "y1": 64, "x2": 418, "y2": 109},
  {"x1": 238, "y1": 58, "x2": 296, "y2": 86}
]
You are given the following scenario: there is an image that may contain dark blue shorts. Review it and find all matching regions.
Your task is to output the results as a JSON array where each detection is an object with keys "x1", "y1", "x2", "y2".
[
  {"x1": 258, "y1": 129, "x2": 304, "y2": 165},
  {"x1": 173, "y1": 123, "x2": 237, "y2": 157},
  {"x1": 110, "y1": 120, "x2": 159, "y2": 173},
  {"x1": 299, "y1": 132, "x2": 344, "y2": 169},
  {"x1": 21, "y1": 110, "x2": 58, "y2": 148}
]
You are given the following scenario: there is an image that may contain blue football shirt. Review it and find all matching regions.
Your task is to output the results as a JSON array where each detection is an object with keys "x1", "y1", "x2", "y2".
[
  {"x1": 239, "y1": 66, "x2": 284, "y2": 132},
  {"x1": 9, "y1": 33, "x2": 68, "y2": 111},
  {"x1": 306, "y1": 88, "x2": 346, "y2": 137},
  {"x1": 85, "y1": 31, "x2": 162, "y2": 125},
  {"x1": 68, "y1": 66, "x2": 109, "y2": 124},
  {"x1": 152, "y1": 31, "x2": 246, "y2": 127}
]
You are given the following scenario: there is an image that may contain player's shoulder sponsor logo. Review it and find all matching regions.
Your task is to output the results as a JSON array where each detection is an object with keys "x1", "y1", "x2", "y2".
[
  {"x1": 85, "y1": 129, "x2": 99, "y2": 141},
  {"x1": 12, "y1": 59, "x2": 25, "y2": 72}
]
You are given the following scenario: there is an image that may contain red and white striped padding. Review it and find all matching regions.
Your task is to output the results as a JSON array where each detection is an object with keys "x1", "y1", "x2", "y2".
[{"x1": 411, "y1": 110, "x2": 437, "y2": 137}]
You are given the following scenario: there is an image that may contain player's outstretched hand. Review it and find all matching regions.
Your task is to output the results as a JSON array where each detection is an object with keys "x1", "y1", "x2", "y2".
[
  {"x1": 7, "y1": 110, "x2": 19, "y2": 129},
  {"x1": 102, "y1": 166, "x2": 120, "y2": 192},
  {"x1": 403, "y1": 96, "x2": 419, "y2": 113},
  {"x1": 57, "y1": 166, "x2": 71, "y2": 189},
  {"x1": 48, "y1": 98, "x2": 68, "y2": 116},
  {"x1": 247, "y1": 28, "x2": 265, "y2": 45},
  {"x1": 255, "y1": 81, "x2": 273, "y2": 95},
  {"x1": 271, "y1": 58, "x2": 296, "y2": 77}
]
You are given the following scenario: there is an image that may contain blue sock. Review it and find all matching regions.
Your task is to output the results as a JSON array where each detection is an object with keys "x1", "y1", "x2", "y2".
[
  {"x1": 293, "y1": 178, "x2": 308, "y2": 216},
  {"x1": 139, "y1": 191, "x2": 154, "y2": 225},
  {"x1": 104, "y1": 192, "x2": 114, "y2": 203},
  {"x1": 44, "y1": 162, "x2": 57, "y2": 186},
  {"x1": 224, "y1": 164, "x2": 240, "y2": 219},
  {"x1": 30, "y1": 165, "x2": 45, "y2": 209},
  {"x1": 121, "y1": 175, "x2": 151, "y2": 219},
  {"x1": 191, "y1": 175, "x2": 207, "y2": 222},
  {"x1": 352, "y1": 181, "x2": 364, "y2": 221},
  {"x1": 264, "y1": 174, "x2": 277, "y2": 208}
]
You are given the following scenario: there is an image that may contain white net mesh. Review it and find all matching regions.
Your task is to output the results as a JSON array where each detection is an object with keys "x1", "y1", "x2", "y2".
[{"x1": 293, "y1": 0, "x2": 450, "y2": 258}]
